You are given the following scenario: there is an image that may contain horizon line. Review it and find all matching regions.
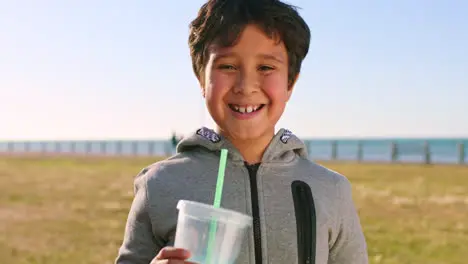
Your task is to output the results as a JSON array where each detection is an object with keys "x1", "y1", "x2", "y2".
[{"x1": 1, "y1": 136, "x2": 468, "y2": 142}]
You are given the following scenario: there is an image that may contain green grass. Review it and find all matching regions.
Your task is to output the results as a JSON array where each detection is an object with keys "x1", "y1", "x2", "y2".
[{"x1": 0, "y1": 156, "x2": 467, "y2": 264}]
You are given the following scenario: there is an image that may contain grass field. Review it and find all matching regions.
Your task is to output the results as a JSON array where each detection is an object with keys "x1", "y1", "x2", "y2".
[{"x1": 0, "y1": 155, "x2": 467, "y2": 264}]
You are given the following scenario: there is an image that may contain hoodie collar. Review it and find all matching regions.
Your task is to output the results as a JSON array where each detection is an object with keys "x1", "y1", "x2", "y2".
[{"x1": 176, "y1": 127, "x2": 308, "y2": 164}]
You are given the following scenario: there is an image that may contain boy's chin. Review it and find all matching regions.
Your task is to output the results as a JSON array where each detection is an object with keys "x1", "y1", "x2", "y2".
[{"x1": 220, "y1": 125, "x2": 274, "y2": 142}]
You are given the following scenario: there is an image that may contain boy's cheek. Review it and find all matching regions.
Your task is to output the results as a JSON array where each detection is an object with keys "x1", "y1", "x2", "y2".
[
  {"x1": 207, "y1": 73, "x2": 236, "y2": 92},
  {"x1": 261, "y1": 75, "x2": 290, "y2": 98}
]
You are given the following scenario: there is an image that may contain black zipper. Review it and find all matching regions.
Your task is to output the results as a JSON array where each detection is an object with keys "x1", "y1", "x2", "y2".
[
  {"x1": 291, "y1": 180, "x2": 316, "y2": 264},
  {"x1": 245, "y1": 162, "x2": 262, "y2": 264}
]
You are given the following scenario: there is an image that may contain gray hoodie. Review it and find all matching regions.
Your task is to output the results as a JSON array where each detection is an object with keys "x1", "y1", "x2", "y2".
[{"x1": 115, "y1": 127, "x2": 368, "y2": 264}]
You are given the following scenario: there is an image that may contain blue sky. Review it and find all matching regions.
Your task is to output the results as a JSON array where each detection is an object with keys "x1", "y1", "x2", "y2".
[{"x1": 1, "y1": 0, "x2": 467, "y2": 140}]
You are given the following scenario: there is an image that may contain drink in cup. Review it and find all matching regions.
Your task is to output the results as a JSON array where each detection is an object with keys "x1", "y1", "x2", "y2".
[{"x1": 174, "y1": 200, "x2": 252, "y2": 264}]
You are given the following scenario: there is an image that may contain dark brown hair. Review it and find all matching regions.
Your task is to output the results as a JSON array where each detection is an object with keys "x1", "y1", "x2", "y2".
[{"x1": 189, "y1": 0, "x2": 311, "y2": 85}]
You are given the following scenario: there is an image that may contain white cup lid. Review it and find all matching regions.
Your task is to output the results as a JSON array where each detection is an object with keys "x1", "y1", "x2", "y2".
[{"x1": 177, "y1": 200, "x2": 253, "y2": 227}]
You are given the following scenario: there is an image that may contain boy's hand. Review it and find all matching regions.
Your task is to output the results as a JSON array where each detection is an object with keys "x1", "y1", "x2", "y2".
[{"x1": 151, "y1": 247, "x2": 198, "y2": 264}]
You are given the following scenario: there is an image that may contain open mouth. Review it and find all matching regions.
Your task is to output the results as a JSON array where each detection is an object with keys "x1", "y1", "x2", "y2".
[{"x1": 228, "y1": 104, "x2": 266, "y2": 114}]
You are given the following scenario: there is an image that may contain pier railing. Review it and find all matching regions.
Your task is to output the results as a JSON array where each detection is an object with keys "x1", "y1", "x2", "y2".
[{"x1": 0, "y1": 140, "x2": 466, "y2": 165}]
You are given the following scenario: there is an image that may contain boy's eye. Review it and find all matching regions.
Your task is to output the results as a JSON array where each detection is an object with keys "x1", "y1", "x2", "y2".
[
  {"x1": 218, "y1": 64, "x2": 237, "y2": 70},
  {"x1": 258, "y1": 65, "x2": 274, "y2": 72}
]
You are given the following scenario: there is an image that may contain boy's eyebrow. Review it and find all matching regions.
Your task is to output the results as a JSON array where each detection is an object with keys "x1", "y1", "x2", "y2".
[
  {"x1": 257, "y1": 53, "x2": 285, "y2": 63},
  {"x1": 213, "y1": 52, "x2": 285, "y2": 63}
]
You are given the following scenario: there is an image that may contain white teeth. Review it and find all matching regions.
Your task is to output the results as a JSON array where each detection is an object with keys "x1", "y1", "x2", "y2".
[{"x1": 231, "y1": 104, "x2": 262, "y2": 113}]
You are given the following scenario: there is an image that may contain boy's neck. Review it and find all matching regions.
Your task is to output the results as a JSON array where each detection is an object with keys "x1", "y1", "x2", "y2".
[{"x1": 217, "y1": 128, "x2": 274, "y2": 164}]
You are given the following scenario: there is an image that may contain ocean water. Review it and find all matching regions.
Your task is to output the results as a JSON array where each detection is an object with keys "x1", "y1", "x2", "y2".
[
  {"x1": 305, "y1": 138, "x2": 467, "y2": 164},
  {"x1": 0, "y1": 138, "x2": 466, "y2": 164}
]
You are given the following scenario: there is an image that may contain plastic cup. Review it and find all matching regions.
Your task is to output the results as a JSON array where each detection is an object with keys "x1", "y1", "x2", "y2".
[{"x1": 174, "y1": 200, "x2": 252, "y2": 264}]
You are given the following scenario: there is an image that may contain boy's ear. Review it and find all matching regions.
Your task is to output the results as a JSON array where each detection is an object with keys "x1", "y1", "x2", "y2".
[
  {"x1": 201, "y1": 86, "x2": 206, "y2": 98},
  {"x1": 197, "y1": 75, "x2": 206, "y2": 98},
  {"x1": 286, "y1": 73, "x2": 300, "y2": 101}
]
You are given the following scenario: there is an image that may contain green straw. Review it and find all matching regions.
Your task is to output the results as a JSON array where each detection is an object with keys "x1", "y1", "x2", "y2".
[
  {"x1": 213, "y1": 149, "x2": 228, "y2": 207},
  {"x1": 206, "y1": 148, "x2": 228, "y2": 263}
]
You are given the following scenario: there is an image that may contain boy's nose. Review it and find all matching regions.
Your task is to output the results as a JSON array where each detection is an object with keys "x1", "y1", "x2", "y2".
[{"x1": 233, "y1": 73, "x2": 259, "y2": 94}]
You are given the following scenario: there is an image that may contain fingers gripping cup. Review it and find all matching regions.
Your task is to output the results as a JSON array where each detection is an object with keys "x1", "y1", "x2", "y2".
[{"x1": 174, "y1": 200, "x2": 252, "y2": 264}]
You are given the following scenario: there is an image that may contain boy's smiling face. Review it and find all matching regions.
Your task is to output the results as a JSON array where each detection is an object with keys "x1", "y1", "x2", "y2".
[{"x1": 200, "y1": 24, "x2": 296, "y2": 143}]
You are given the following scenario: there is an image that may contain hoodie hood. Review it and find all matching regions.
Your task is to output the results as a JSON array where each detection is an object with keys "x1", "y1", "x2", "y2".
[{"x1": 176, "y1": 127, "x2": 308, "y2": 164}]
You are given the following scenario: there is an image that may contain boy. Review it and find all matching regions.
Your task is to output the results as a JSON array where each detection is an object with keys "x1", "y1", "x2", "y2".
[{"x1": 116, "y1": 0, "x2": 368, "y2": 263}]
